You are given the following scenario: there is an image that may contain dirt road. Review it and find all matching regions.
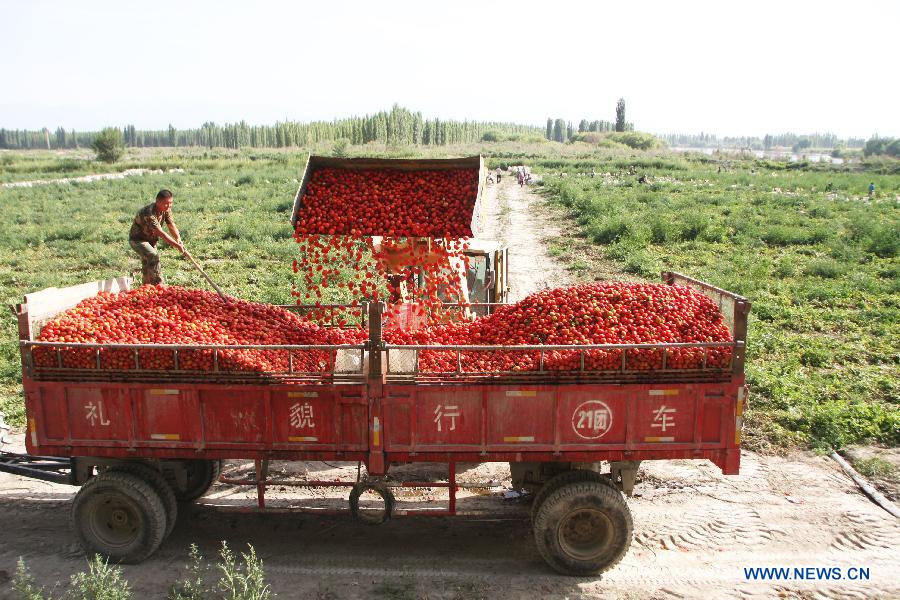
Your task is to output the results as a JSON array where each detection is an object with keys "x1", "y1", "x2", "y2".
[
  {"x1": 0, "y1": 168, "x2": 184, "y2": 188},
  {"x1": 1, "y1": 175, "x2": 898, "y2": 599}
]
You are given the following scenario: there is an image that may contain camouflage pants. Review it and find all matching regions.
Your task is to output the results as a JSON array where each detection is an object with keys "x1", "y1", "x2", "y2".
[{"x1": 130, "y1": 240, "x2": 164, "y2": 285}]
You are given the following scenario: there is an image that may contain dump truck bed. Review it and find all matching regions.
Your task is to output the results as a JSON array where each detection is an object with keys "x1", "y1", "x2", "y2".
[{"x1": 290, "y1": 155, "x2": 487, "y2": 236}]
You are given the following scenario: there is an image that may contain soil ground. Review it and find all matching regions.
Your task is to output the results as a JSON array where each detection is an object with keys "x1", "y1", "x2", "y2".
[{"x1": 1, "y1": 174, "x2": 898, "y2": 599}]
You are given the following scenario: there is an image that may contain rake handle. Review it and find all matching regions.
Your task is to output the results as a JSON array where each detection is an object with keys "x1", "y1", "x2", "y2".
[{"x1": 181, "y1": 249, "x2": 230, "y2": 303}]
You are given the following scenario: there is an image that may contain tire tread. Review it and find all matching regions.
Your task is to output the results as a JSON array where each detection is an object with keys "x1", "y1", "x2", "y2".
[
  {"x1": 533, "y1": 480, "x2": 633, "y2": 576},
  {"x1": 71, "y1": 471, "x2": 167, "y2": 564},
  {"x1": 530, "y1": 469, "x2": 613, "y2": 523}
]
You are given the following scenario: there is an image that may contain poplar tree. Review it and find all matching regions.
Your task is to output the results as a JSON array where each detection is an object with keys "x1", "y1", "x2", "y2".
[
  {"x1": 552, "y1": 119, "x2": 566, "y2": 143},
  {"x1": 615, "y1": 98, "x2": 626, "y2": 132}
]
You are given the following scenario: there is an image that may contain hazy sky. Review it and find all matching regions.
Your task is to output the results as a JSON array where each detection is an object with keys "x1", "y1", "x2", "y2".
[{"x1": 1, "y1": 0, "x2": 897, "y2": 138}]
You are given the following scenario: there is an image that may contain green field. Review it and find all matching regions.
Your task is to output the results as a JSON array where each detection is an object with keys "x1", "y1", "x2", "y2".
[
  {"x1": 0, "y1": 145, "x2": 897, "y2": 452},
  {"x1": 535, "y1": 157, "x2": 899, "y2": 450}
]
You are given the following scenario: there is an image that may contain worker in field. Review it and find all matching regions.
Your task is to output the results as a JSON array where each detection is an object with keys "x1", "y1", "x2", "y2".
[
  {"x1": 869, "y1": 182, "x2": 875, "y2": 197},
  {"x1": 129, "y1": 189, "x2": 184, "y2": 285}
]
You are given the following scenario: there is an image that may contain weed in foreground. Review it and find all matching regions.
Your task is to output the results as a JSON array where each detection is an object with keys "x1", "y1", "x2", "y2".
[
  {"x1": 69, "y1": 556, "x2": 132, "y2": 600},
  {"x1": 169, "y1": 544, "x2": 211, "y2": 600},
  {"x1": 13, "y1": 558, "x2": 46, "y2": 600},
  {"x1": 13, "y1": 555, "x2": 130, "y2": 600},
  {"x1": 169, "y1": 542, "x2": 271, "y2": 600},
  {"x1": 216, "y1": 542, "x2": 270, "y2": 600}
]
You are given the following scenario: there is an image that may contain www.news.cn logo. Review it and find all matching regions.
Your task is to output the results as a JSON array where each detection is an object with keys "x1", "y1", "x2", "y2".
[{"x1": 743, "y1": 566, "x2": 871, "y2": 581}]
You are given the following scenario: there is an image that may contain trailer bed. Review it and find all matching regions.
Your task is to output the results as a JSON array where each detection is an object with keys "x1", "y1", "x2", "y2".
[{"x1": 17, "y1": 272, "x2": 748, "y2": 476}]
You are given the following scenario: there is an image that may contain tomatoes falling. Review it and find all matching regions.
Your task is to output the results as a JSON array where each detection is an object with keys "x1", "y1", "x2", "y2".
[
  {"x1": 292, "y1": 234, "x2": 471, "y2": 325},
  {"x1": 292, "y1": 167, "x2": 479, "y2": 325}
]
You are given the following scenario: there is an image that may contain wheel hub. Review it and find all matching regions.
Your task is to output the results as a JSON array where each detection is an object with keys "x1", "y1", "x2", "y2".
[
  {"x1": 110, "y1": 508, "x2": 129, "y2": 526},
  {"x1": 558, "y1": 508, "x2": 614, "y2": 561},
  {"x1": 89, "y1": 495, "x2": 140, "y2": 548}
]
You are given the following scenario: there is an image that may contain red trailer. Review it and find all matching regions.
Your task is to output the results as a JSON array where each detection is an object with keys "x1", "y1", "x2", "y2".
[{"x1": 4, "y1": 272, "x2": 749, "y2": 575}]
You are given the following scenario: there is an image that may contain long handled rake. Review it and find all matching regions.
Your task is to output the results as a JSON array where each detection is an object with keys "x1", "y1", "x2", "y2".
[{"x1": 181, "y1": 248, "x2": 230, "y2": 303}]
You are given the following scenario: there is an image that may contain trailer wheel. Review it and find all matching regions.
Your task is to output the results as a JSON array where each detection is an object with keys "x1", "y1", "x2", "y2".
[
  {"x1": 168, "y1": 460, "x2": 222, "y2": 502},
  {"x1": 530, "y1": 469, "x2": 614, "y2": 523},
  {"x1": 71, "y1": 471, "x2": 167, "y2": 564},
  {"x1": 533, "y1": 480, "x2": 633, "y2": 576},
  {"x1": 349, "y1": 481, "x2": 394, "y2": 525},
  {"x1": 107, "y1": 463, "x2": 178, "y2": 539}
]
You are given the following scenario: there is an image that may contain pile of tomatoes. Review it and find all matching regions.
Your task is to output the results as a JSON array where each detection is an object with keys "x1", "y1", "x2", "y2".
[
  {"x1": 35, "y1": 165, "x2": 732, "y2": 377},
  {"x1": 297, "y1": 168, "x2": 478, "y2": 237},
  {"x1": 35, "y1": 282, "x2": 732, "y2": 376},
  {"x1": 34, "y1": 286, "x2": 365, "y2": 373},
  {"x1": 384, "y1": 282, "x2": 734, "y2": 372}
]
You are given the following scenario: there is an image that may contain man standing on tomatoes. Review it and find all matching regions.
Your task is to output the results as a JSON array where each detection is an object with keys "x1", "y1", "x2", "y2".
[{"x1": 129, "y1": 189, "x2": 184, "y2": 285}]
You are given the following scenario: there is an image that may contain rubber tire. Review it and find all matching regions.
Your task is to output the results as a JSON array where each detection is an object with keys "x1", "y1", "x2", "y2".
[
  {"x1": 530, "y1": 469, "x2": 614, "y2": 523},
  {"x1": 533, "y1": 480, "x2": 633, "y2": 576},
  {"x1": 169, "y1": 460, "x2": 222, "y2": 503},
  {"x1": 71, "y1": 471, "x2": 167, "y2": 564},
  {"x1": 349, "y1": 481, "x2": 394, "y2": 525},
  {"x1": 107, "y1": 463, "x2": 178, "y2": 539}
]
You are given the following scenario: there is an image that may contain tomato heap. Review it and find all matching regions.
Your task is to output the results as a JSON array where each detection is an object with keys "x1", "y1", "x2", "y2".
[
  {"x1": 297, "y1": 168, "x2": 478, "y2": 237},
  {"x1": 34, "y1": 282, "x2": 732, "y2": 376},
  {"x1": 34, "y1": 286, "x2": 365, "y2": 373},
  {"x1": 385, "y1": 282, "x2": 734, "y2": 372}
]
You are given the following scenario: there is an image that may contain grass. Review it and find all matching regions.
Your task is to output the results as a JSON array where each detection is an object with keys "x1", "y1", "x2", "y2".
[
  {"x1": 536, "y1": 157, "x2": 899, "y2": 450},
  {"x1": 851, "y1": 456, "x2": 898, "y2": 480}
]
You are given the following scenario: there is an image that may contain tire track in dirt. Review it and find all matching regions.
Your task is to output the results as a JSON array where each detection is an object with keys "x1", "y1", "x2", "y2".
[
  {"x1": 830, "y1": 511, "x2": 900, "y2": 551},
  {"x1": 634, "y1": 505, "x2": 785, "y2": 551}
]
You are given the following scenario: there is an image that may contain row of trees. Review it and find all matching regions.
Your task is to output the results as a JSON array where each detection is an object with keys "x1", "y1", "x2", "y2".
[
  {"x1": 544, "y1": 99, "x2": 634, "y2": 143},
  {"x1": 0, "y1": 105, "x2": 543, "y2": 150},
  {"x1": 660, "y1": 131, "x2": 868, "y2": 151},
  {"x1": 544, "y1": 118, "x2": 635, "y2": 143},
  {"x1": 863, "y1": 137, "x2": 899, "y2": 158}
]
